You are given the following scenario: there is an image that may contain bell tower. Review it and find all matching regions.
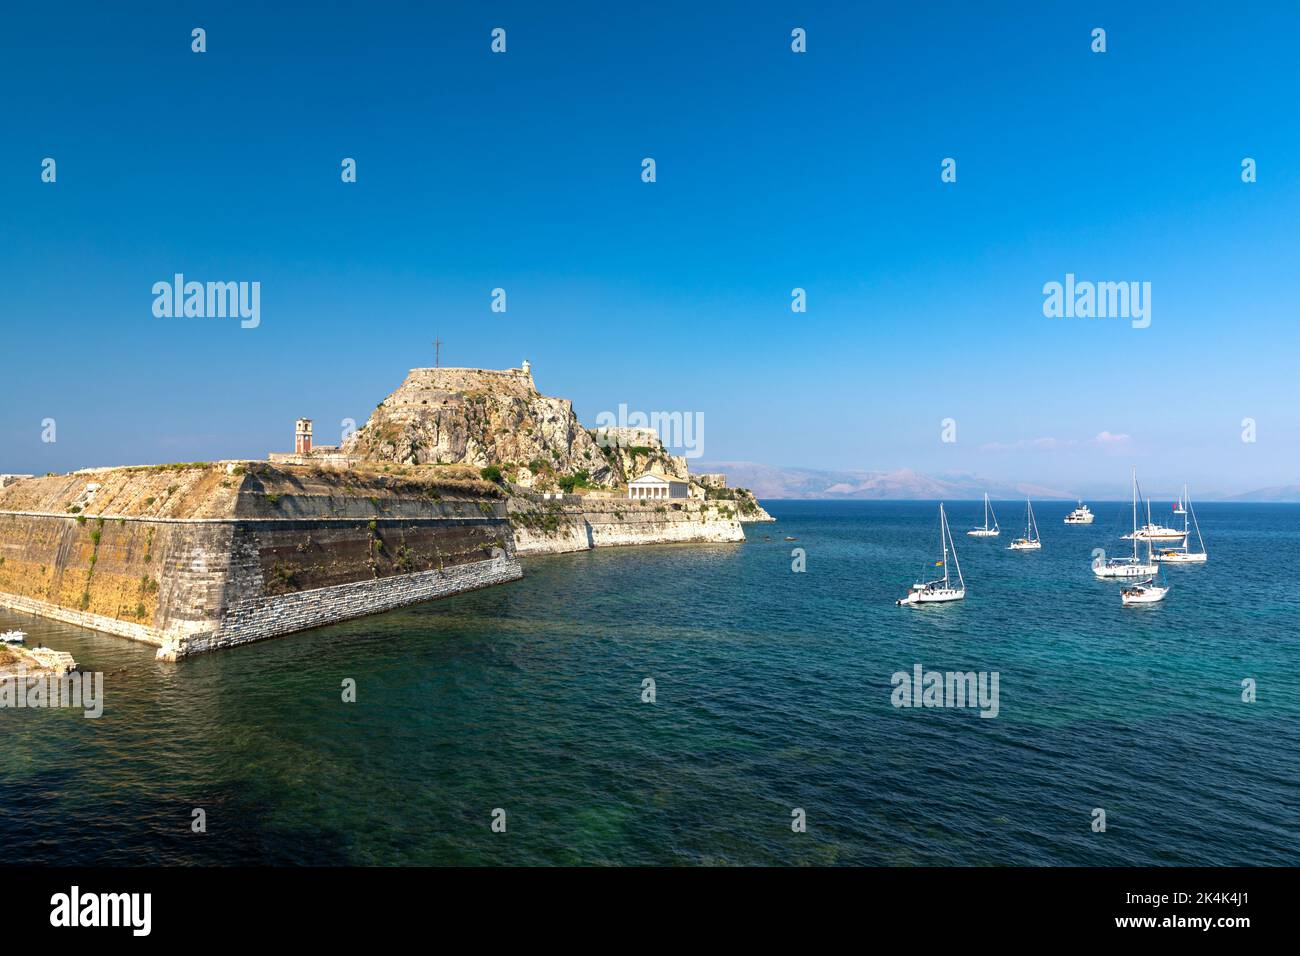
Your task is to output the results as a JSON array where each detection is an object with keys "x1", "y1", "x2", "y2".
[{"x1": 294, "y1": 418, "x2": 313, "y2": 455}]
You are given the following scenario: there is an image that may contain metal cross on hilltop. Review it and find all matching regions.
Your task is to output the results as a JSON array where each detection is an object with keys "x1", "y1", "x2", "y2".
[{"x1": 432, "y1": 336, "x2": 442, "y2": 368}]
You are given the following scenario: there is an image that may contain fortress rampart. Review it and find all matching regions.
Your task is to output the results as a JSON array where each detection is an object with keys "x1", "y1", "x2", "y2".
[
  {"x1": 0, "y1": 463, "x2": 521, "y2": 659},
  {"x1": 389, "y1": 366, "x2": 538, "y2": 405}
]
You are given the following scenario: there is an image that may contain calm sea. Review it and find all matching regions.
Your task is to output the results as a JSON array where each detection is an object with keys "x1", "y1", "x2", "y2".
[{"x1": 2, "y1": 500, "x2": 1297, "y2": 865}]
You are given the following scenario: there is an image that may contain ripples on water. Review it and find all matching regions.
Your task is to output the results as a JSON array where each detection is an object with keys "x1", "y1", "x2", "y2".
[{"x1": 1, "y1": 501, "x2": 1297, "y2": 865}]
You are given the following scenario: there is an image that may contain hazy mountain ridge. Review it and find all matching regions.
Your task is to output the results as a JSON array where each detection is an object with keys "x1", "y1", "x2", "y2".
[
  {"x1": 1221, "y1": 485, "x2": 1300, "y2": 503},
  {"x1": 695, "y1": 463, "x2": 1078, "y2": 500},
  {"x1": 697, "y1": 462, "x2": 1298, "y2": 502}
]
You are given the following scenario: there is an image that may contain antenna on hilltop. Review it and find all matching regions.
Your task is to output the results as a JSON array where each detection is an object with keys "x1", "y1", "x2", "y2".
[{"x1": 432, "y1": 336, "x2": 442, "y2": 368}]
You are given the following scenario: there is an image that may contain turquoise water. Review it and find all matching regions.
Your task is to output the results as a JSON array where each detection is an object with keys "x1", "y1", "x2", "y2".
[{"x1": 2, "y1": 500, "x2": 1297, "y2": 865}]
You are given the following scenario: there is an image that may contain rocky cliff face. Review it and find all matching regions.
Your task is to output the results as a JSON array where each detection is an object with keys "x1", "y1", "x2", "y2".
[
  {"x1": 508, "y1": 496, "x2": 747, "y2": 554},
  {"x1": 343, "y1": 367, "x2": 688, "y2": 490}
]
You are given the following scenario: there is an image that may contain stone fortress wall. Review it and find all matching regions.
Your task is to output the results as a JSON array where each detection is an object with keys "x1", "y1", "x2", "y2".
[
  {"x1": 0, "y1": 463, "x2": 521, "y2": 660},
  {"x1": 391, "y1": 366, "x2": 538, "y2": 404}
]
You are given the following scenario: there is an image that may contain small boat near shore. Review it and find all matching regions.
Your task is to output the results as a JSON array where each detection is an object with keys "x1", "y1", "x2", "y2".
[{"x1": 0, "y1": 630, "x2": 27, "y2": 645}]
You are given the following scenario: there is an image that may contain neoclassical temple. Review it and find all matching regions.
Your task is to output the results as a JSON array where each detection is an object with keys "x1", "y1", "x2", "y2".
[{"x1": 627, "y1": 472, "x2": 689, "y2": 499}]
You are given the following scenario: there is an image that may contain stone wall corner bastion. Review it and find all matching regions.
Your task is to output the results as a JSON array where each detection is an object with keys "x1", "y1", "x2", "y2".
[{"x1": 0, "y1": 462, "x2": 521, "y2": 660}]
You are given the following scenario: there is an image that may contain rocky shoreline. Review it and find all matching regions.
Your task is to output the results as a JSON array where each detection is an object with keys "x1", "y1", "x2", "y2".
[{"x1": 0, "y1": 643, "x2": 78, "y2": 679}]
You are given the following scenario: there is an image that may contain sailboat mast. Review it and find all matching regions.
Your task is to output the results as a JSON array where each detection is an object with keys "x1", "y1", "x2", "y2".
[
  {"x1": 946, "y1": 504, "x2": 964, "y2": 588},
  {"x1": 1190, "y1": 486, "x2": 1206, "y2": 555},
  {"x1": 1131, "y1": 467, "x2": 1139, "y2": 561},
  {"x1": 941, "y1": 504, "x2": 950, "y2": 585}
]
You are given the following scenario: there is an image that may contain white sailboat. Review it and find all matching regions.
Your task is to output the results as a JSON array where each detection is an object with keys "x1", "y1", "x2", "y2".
[
  {"x1": 897, "y1": 503, "x2": 966, "y2": 605},
  {"x1": 1008, "y1": 498, "x2": 1042, "y2": 550},
  {"x1": 1120, "y1": 573, "x2": 1169, "y2": 605},
  {"x1": 1122, "y1": 519, "x2": 1170, "y2": 603},
  {"x1": 0, "y1": 630, "x2": 26, "y2": 644},
  {"x1": 1155, "y1": 483, "x2": 1208, "y2": 564},
  {"x1": 1064, "y1": 501, "x2": 1094, "y2": 524},
  {"x1": 1094, "y1": 467, "x2": 1160, "y2": 579},
  {"x1": 967, "y1": 493, "x2": 1000, "y2": 537}
]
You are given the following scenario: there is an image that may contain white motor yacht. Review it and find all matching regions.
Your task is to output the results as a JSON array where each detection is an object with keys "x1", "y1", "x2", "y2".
[{"x1": 1064, "y1": 501, "x2": 1094, "y2": 524}]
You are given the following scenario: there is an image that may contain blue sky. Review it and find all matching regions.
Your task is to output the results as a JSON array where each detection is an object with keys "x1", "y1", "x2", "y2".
[{"x1": 2, "y1": 1, "x2": 1297, "y2": 495}]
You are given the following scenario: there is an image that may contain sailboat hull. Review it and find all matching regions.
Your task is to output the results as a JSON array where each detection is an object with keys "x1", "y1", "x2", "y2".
[
  {"x1": 1008, "y1": 540, "x2": 1041, "y2": 550},
  {"x1": 897, "y1": 587, "x2": 966, "y2": 605},
  {"x1": 1094, "y1": 561, "x2": 1159, "y2": 578},
  {"x1": 1122, "y1": 527, "x2": 1186, "y2": 541},
  {"x1": 1154, "y1": 550, "x2": 1207, "y2": 564},
  {"x1": 966, "y1": 529, "x2": 999, "y2": 537}
]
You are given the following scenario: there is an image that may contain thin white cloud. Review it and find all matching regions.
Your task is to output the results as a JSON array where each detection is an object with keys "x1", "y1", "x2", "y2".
[
  {"x1": 980, "y1": 431, "x2": 1132, "y2": 453},
  {"x1": 1091, "y1": 430, "x2": 1131, "y2": 445},
  {"x1": 979, "y1": 437, "x2": 1076, "y2": 453}
]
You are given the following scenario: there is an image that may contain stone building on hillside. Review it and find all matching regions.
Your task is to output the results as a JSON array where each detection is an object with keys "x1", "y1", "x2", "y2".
[
  {"x1": 269, "y1": 418, "x2": 355, "y2": 467},
  {"x1": 628, "y1": 472, "x2": 689, "y2": 500}
]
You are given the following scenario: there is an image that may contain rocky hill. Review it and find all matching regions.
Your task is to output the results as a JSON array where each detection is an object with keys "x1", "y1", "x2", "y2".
[{"x1": 342, "y1": 365, "x2": 689, "y2": 492}]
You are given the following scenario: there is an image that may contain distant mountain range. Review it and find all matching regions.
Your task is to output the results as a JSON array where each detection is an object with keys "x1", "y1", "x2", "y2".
[
  {"x1": 1220, "y1": 485, "x2": 1300, "y2": 502},
  {"x1": 696, "y1": 462, "x2": 1300, "y2": 503},
  {"x1": 694, "y1": 463, "x2": 1077, "y2": 500}
]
